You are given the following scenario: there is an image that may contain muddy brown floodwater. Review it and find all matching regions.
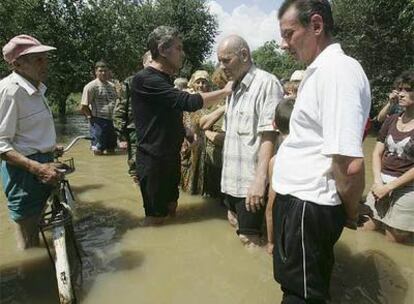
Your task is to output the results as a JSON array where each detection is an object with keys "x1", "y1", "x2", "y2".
[{"x1": 0, "y1": 126, "x2": 413, "y2": 303}]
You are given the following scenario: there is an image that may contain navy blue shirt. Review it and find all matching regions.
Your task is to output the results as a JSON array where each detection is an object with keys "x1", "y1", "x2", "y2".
[{"x1": 131, "y1": 67, "x2": 203, "y2": 159}]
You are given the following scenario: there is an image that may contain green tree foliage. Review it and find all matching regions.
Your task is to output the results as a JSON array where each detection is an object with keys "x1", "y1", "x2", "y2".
[
  {"x1": 252, "y1": 40, "x2": 304, "y2": 81},
  {"x1": 0, "y1": 0, "x2": 217, "y2": 116},
  {"x1": 332, "y1": 0, "x2": 414, "y2": 114}
]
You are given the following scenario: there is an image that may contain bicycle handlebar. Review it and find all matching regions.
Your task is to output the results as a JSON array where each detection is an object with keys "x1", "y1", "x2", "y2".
[{"x1": 63, "y1": 136, "x2": 92, "y2": 153}]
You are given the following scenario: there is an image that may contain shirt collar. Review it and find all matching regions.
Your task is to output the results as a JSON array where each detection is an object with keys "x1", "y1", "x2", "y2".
[
  {"x1": 239, "y1": 64, "x2": 257, "y2": 89},
  {"x1": 308, "y1": 43, "x2": 344, "y2": 70},
  {"x1": 12, "y1": 71, "x2": 47, "y2": 96}
]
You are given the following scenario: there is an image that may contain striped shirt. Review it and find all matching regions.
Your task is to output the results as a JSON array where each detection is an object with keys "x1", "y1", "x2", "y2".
[
  {"x1": 221, "y1": 65, "x2": 283, "y2": 197},
  {"x1": 81, "y1": 79, "x2": 117, "y2": 120}
]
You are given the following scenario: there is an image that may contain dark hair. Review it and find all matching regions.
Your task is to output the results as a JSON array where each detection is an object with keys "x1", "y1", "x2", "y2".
[
  {"x1": 393, "y1": 70, "x2": 414, "y2": 89},
  {"x1": 275, "y1": 99, "x2": 294, "y2": 135},
  {"x1": 147, "y1": 26, "x2": 181, "y2": 60},
  {"x1": 278, "y1": 0, "x2": 334, "y2": 35},
  {"x1": 95, "y1": 61, "x2": 108, "y2": 70}
]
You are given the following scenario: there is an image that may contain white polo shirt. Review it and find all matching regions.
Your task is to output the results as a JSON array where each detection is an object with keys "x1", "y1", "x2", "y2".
[
  {"x1": 0, "y1": 72, "x2": 56, "y2": 156},
  {"x1": 272, "y1": 43, "x2": 371, "y2": 206}
]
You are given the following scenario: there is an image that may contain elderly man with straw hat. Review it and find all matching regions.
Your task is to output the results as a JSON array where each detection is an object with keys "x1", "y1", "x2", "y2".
[{"x1": 0, "y1": 35, "x2": 62, "y2": 249}]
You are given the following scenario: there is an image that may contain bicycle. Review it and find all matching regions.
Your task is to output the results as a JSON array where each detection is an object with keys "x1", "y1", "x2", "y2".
[{"x1": 38, "y1": 135, "x2": 90, "y2": 304}]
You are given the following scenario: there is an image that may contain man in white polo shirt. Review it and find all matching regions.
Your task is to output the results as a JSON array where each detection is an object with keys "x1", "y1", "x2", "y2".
[
  {"x1": 272, "y1": 0, "x2": 371, "y2": 303},
  {"x1": 0, "y1": 35, "x2": 62, "y2": 249},
  {"x1": 218, "y1": 35, "x2": 283, "y2": 246}
]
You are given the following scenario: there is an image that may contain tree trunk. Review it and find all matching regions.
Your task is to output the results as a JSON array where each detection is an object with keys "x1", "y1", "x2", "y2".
[{"x1": 59, "y1": 96, "x2": 66, "y2": 118}]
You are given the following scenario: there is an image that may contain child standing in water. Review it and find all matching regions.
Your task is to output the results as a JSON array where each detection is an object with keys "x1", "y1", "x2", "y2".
[{"x1": 265, "y1": 99, "x2": 294, "y2": 255}]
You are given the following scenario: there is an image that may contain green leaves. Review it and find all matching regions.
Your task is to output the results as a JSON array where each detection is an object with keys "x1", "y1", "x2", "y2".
[
  {"x1": 252, "y1": 41, "x2": 304, "y2": 81},
  {"x1": 332, "y1": 0, "x2": 414, "y2": 115},
  {"x1": 0, "y1": 0, "x2": 217, "y2": 116}
]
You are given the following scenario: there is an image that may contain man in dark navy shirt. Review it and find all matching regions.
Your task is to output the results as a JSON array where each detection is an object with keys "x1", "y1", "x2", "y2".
[{"x1": 132, "y1": 26, "x2": 232, "y2": 225}]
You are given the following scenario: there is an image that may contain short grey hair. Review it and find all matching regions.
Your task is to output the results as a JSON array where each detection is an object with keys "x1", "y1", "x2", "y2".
[
  {"x1": 147, "y1": 26, "x2": 181, "y2": 60},
  {"x1": 174, "y1": 77, "x2": 188, "y2": 90},
  {"x1": 218, "y1": 35, "x2": 251, "y2": 59}
]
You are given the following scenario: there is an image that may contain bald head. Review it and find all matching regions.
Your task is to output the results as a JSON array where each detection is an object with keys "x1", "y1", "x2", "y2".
[
  {"x1": 218, "y1": 35, "x2": 251, "y2": 56},
  {"x1": 217, "y1": 35, "x2": 252, "y2": 81}
]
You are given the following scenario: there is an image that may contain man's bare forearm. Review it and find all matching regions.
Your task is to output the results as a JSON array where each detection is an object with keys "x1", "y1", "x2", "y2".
[
  {"x1": 2, "y1": 150, "x2": 62, "y2": 184},
  {"x1": 200, "y1": 81, "x2": 232, "y2": 108},
  {"x1": 255, "y1": 132, "x2": 276, "y2": 182},
  {"x1": 332, "y1": 155, "x2": 365, "y2": 221},
  {"x1": 81, "y1": 105, "x2": 92, "y2": 118},
  {"x1": 200, "y1": 90, "x2": 229, "y2": 108},
  {"x1": 1, "y1": 150, "x2": 40, "y2": 174}
]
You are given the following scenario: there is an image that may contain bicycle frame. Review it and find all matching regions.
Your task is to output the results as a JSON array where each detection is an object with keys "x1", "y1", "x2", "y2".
[{"x1": 38, "y1": 136, "x2": 90, "y2": 304}]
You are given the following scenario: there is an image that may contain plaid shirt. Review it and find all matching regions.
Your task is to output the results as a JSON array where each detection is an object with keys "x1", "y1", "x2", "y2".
[{"x1": 221, "y1": 65, "x2": 283, "y2": 197}]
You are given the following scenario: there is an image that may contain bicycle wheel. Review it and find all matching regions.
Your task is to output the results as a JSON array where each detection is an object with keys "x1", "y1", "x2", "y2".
[{"x1": 53, "y1": 218, "x2": 82, "y2": 304}]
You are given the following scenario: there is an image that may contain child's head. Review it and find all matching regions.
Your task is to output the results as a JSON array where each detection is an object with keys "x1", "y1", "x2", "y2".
[
  {"x1": 283, "y1": 70, "x2": 305, "y2": 99},
  {"x1": 283, "y1": 81, "x2": 300, "y2": 98},
  {"x1": 274, "y1": 99, "x2": 294, "y2": 136}
]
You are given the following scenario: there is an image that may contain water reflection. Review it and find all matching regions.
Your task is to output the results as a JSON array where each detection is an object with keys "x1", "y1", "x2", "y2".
[
  {"x1": 332, "y1": 244, "x2": 408, "y2": 303},
  {"x1": 54, "y1": 114, "x2": 89, "y2": 143},
  {"x1": 0, "y1": 126, "x2": 413, "y2": 303}
]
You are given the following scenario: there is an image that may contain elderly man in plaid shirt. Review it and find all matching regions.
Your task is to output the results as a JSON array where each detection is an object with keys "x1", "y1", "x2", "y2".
[{"x1": 217, "y1": 35, "x2": 283, "y2": 246}]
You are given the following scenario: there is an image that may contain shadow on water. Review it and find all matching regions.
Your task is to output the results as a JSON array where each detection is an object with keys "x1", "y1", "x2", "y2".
[
  {"x1": 71, "y1": 196, "x2": 227, "y2": 299},
  {"x1": 330, "y1": 242, "x2": 408, "y2": 304},
  {"x1": 0, "y1": 254, "x2": 60, "y2": 304},
  {"x1": 164, "y1": 197, "x2": 227, "y2": 226},
  {"x1": 72, "y1": 201, "x2": 145, "y2": 300},
  {"x1": 71, "y1": 183, "x2": 104, "y2": 194},
  {"x1": 0, "y1": 200, "x2": 146, "y2": 304},
  {"x1": 54, "y1": 114, "x2": 89, "y2": 143}
]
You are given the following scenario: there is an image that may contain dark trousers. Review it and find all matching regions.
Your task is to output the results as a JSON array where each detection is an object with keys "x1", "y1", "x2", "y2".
[
  {"x1": 224, "y1": 194, "x2": 265, "y2": 235},
  {"x1": 136, "y1": 151, "x2": 180, "y2": 217},
  {"x1": 273, "y1": 194, "x2": 346, "y2": 303},
  {"x1": 89, "y1": 117, "x2": 117, "y2": 151}
]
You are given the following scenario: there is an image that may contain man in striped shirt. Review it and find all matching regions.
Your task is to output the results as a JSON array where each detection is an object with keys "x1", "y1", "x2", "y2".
[
  {"x1": 81, "y1": 61, "x2": 118, "y2": 155},
  {"x1": 218, "y1": 35, "x2": 283, "y2": 246}
]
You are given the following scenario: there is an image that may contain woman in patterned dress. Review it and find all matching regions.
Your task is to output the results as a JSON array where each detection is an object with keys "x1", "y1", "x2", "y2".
[{"x1": 180, "y1": 70, "x2": 211, "y2": 194}]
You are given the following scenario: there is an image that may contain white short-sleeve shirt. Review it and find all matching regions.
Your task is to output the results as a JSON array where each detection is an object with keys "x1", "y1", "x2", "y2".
[
  {"x1": 0, "y1": 72, "x2": 56, "y2": 156},
  {"x1": 272, "y1": 43, "x2": 371, "y2": 206},
  {"x1": 222, "y1": 65, "x2": 283, "y2": 197}
]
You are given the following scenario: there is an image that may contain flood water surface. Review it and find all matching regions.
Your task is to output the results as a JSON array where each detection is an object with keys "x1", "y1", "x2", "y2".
[{"x1": 0, "y1": 126, "x2": 413, "y2": 304}]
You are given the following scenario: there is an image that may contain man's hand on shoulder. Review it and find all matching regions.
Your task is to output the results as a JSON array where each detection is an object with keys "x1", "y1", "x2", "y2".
[{"x1": 223, "y1": 81, "x2": 234, "y2": 96}]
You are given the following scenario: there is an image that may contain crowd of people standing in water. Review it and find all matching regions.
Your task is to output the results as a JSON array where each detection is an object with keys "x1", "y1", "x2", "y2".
[{"x1": 0, "y1": 0, "x2": 413, "y2": 303}]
